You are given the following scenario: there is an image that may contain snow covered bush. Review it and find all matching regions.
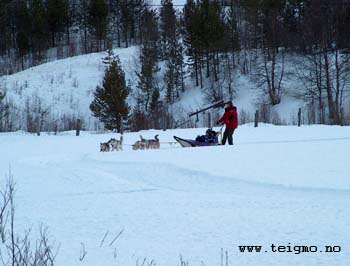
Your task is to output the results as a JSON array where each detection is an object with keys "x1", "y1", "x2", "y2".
[{"x1": 0, "y1": 175, "x2": 58, "y2": 266}]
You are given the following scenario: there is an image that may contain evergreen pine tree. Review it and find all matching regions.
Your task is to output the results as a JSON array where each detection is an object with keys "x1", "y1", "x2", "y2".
[
  {"x1": 119, "y1": 0, "x2": 133, "y2": 47},
  {"x1": 174, "y1": 56, "x2": 185, "y2": 95},
  {"x1": 130, "y1": 99, "x2": 148, "y2": 131},
  {"x1": 15, "y1": 1, "x2": 31, "y2": 69},
  {"x1": 149, "y1": 88, "x2": 161, "y2": 128},
  {"x1": 139, "y1": 7, "x2": 159, "y2": 45},
  {"x1": 160, "y1": 0, "x2": 185, "y2": 103},
  {"x1": 137, "y1": 7, "x2": 160, "y2": 112},
  {"x1": 150, "y1": 88, "x2": 160, "y2": 113},
  {"x1": 160, "y1": 0, "x2": 177, "y2": 59},
  {"x1": 90, "y1": 57, "x2": 130, "y2": 131},
  {"x1": 137, "y1": 43, "x2": 159, "y2": 111},
  {"x1": 165, "y1": 44, "x2": 185, "y2": 103},
  {"x1": 0, "y1": 0, "x2": 9, "y2": 55},
  {"x1": 165, "y1": 61, "x2": 175, "y2": 103},
  {"x1": 183, "y1": 0, "x2": 201, "y2": 87},
  {"x1": 30, "y1": 0, "x2": 49, "y2": 60},
  {"x1": 172, "y1": 17, "x2": 185, "y2": 97},
  {"x1": 88, "y1": 0, "x2": 108, "y2": 51},
  {"x1": 77, "y1": 0, "x2": 90, "y2": 53},
  {"x1": 0, "y1": 90, "x2": 9, "y2": 132},
  {"x1": 118, "y1": 0, "x2": 146, "y2": 47},
  {"x1": 102, "y1": 47, "x2": 119, "y2": 67},
  {"x1": 47, "y1": 0, "x2": 69, "y2": 46},
  {"x1": 225, "y1": 2, "x2": 240, "y2": 68},
  {"x1": 199, "y1": 0, "x2": 225, "y2": 79}
]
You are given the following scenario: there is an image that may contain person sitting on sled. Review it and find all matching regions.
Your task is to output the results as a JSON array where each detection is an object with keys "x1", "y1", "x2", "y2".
[{"x1": 195, "y1": 128, "x2": 218, "y2": 143}]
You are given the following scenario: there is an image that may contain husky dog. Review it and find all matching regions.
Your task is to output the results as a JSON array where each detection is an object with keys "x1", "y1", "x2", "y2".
[
  {"x1": 100, "y1": 142, "x2": 110, "y2": 152},
  {"x1": 139, "y1": 135, "x2": 160, "y2": 150},
  {"x1": 108, "y1": 135, "x2": 123, "y2": 151},
  {"x1": 145, "y1": 135, "x2": 160, "y2": 149},
  {"x1": 132, "y1": 135, "x2": 148, "y2": 150}
]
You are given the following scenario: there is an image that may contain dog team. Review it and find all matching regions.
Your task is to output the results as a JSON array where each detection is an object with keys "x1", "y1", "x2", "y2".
[{"x1": 100, "y1": 134, "x2": 160, "y2": 152}]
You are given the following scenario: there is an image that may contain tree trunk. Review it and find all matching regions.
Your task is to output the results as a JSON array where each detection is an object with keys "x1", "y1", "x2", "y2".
[
  {"x1": 194, "y1": 50, "x2": 199, "y2": 87},
  {"x1": 323, "y1": 51, "x2": 339, "y2": 124},
  {"x1": 206, "y1": 51, "x2": 210, "y2": 78}
]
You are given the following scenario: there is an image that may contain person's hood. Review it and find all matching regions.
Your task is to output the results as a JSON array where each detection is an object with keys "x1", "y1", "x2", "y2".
[{"x1": 225, "y1": 106, "x2": 236, "y2": 111}]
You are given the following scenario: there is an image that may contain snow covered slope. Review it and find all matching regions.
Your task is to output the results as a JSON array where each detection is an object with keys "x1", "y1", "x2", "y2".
[
  {"x1": 1, "y1": 124, "x2": 349, "y2": 266},
  {"x1": 1, "y1": 45, "x2": 309, "y2": 131},
  {"x1": 1, "y1": 47, "x2": 140, "y2": 130}
]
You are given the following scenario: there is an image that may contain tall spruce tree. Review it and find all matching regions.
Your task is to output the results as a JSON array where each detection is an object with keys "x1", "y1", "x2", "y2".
[
  {"x1": 225, "y1": 2, "x2": 240, "y2": 68},
  {"x1": 0, "y1": 90, "x2": 9, "y2": 132},
  {"x1": 137, "y1": 7, "x2": 159, "y2": 111},
  {"x1": 160, "y1": 0, "x2": 185, "y2": 103},
  {"x1": 15, "y1": 0, "x2": 31, "y2": 69},
  {"x1": 88, "y1": 0, "x2": 108, "y2": 51},
  {"x1": 166, "y1": 15, "x2": 185, "y2": 103},
  {"x1": 90, "y1": 57, "x2": 129, "y2": 131},
  {"x1": 149, "y1": 88, "x2": 161, "y2": 128},
  {"x1": 119, "y1": 0, "x2": 133, "y2": 47},
  {"x1": 160, "y1": 0, "x2": 177, "y2": 59},
  {"x1": 183, "y1": 0, "x2": 202, "y2": 87},
  {"x1": 198, "y1": 0, "x2": 225, "y2": 80},
  {"x1": 118, "y1": 0, "x2": 145, "y2": 47},
  {"x1": 47, "y1": 0, "x2": 69, "y2": 46},
  {"x1": 77, "y1": 0, "x2": 90, "y2": 52},
  {"x1": 30, "y1": 0, "x2": 49, "y2": 60},
  {"x1": 102, "y1": 47, "x2": 119, "y2": 66},
  {"x1": 138, "y1": 43, "x2": 159, "y2": 111},
  {"x1": 0, "y1": 0, "x2": 10, "y2": 55},
  {"x1": 130, "y1": 98, "x2": 148, "y2": 131}
]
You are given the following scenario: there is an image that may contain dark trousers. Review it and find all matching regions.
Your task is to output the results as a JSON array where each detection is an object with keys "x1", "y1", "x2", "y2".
[{"x1": 222, "y1": 128, "x2": 235, "y2": 145}]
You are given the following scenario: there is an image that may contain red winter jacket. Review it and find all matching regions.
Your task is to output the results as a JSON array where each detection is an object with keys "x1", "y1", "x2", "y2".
[{"x1": 218, "y1": 106, "x2": 238, "y2": 129}]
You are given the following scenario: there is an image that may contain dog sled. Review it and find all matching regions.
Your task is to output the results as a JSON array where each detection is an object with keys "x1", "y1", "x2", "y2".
[{"x1": 174, "y1": 128, "x2": 221, "y2": 148}]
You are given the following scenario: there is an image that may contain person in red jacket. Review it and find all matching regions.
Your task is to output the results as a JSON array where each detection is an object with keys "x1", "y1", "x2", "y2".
[{"x1": 216, "y1": 101, "x2": 238, "y2": 145}]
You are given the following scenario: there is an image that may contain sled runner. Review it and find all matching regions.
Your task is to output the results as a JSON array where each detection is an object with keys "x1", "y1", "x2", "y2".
[{"x1": 174, "y1": 129, "x2": 221, "y2": 147}]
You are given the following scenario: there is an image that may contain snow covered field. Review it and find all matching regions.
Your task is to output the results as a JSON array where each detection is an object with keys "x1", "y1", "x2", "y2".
[{"x1": 1, "y1": 124, "x2": 350, "y2": 266}]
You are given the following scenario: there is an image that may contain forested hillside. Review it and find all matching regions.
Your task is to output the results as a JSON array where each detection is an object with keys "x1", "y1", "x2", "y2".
[{"x1": 1, "y1": 0, "x2": 350, "y2": 132}]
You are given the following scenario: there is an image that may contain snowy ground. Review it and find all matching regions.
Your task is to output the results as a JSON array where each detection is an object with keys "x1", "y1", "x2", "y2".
[{"x1": 1, "y1": 124, "x2": 350, "y2": 266}]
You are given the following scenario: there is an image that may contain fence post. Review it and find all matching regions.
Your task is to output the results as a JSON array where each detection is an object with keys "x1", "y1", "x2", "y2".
[
  {"x1": 298, "y1": 108, "x2": 302, "y2": 127},
  {"x1": 340, "y1": 107, "x2": 344, "y2": 126},
  {"x1": 36, "y1": 117, "x2": 40, "y2": 136},
  {"x1": 162, "y1": 116, "x2": 166, "y2": 131},
  {"x1": 254, "y1": 110, "x2": 259, "y2": 128},
  {"x1": 76, "y1": 118, "x2": 81, "y2": 136},
  {"x1": 208, "y1": 112, "x2": 211, "y2": 128}
]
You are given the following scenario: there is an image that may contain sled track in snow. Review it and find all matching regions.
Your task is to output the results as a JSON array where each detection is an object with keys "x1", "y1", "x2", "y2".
[
  {"x1": 236, "y1": 136, "x2": 350, "y2": 146},
  {"x1": 83, "y1": 157, "x2": 350, "y2": 196},
  {"x1": 149, "y1": 136, "x2": 350, "y2": 150}
]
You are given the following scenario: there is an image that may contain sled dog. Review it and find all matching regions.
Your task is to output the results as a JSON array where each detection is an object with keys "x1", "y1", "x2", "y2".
[
  {"x1": 146, "y1": 135, "x2": 160, "y2": 149},
  {"x1": 132, "y1": 135, "x2": 148, "y2": 150},
  {"x1": 108, "y1": 135, "x2": 123, "y2": 151},
  {"x1": 100, "y1": 142, "x2": 110, "y2": 152},
  {"x1": 139, "y1": 135, "x2": 160, "y2": 150}
]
